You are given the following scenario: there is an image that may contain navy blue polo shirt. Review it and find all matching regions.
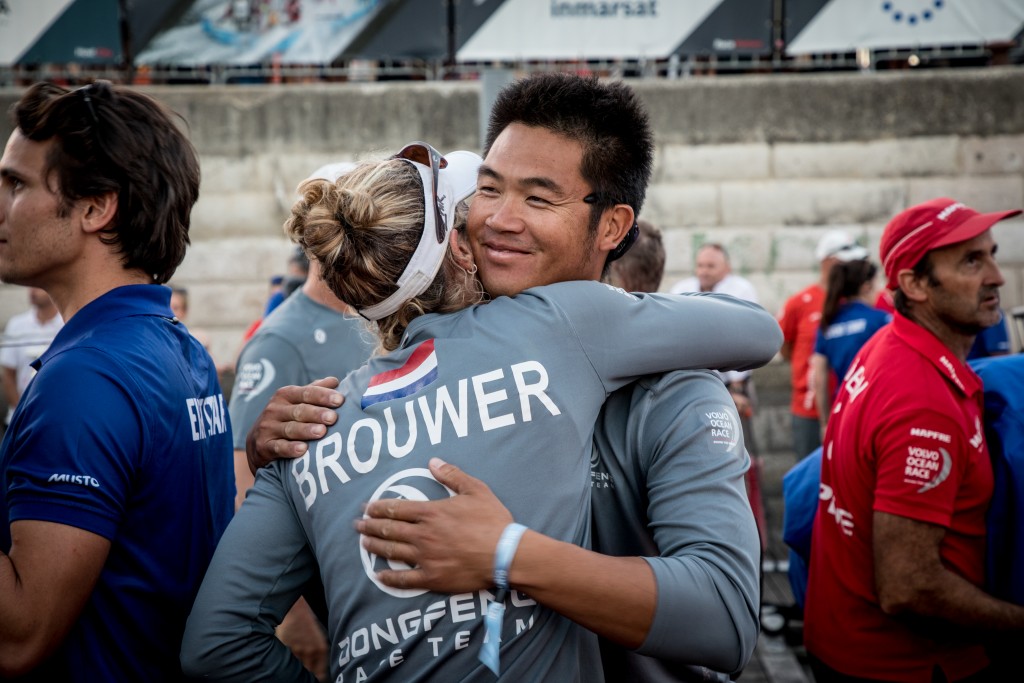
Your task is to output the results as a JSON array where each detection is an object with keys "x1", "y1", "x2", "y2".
[{"x1": 0, "y1": 284, "x2": 234, "y2": 681}]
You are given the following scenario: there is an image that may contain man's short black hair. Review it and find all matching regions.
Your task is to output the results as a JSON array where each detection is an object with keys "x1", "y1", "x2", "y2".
[
  {"x1": 12, "y1": 80, "x2": 200, "y2": 284},
  {"x1": 484, "y1": 73, "x2": 654, "y2": 227}
]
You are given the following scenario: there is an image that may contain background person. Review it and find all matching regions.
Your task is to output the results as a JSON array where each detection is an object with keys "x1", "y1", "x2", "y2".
[
  {"x1": 804, "y1": 198, "x2": 1024, "y2": 682},
  {"x1": 230, "y1": 162, "x2": 373, "y2": 506},
  {"x1": 670, "y1": 242, "x2": 759, "y2": 301},
  {"x1": 810, "y1": 247, "x2": 891, "y2": 434},
  {"x1": 670, "y1": 242, "x2": 760, "y2": 411},
  {"x1": 235, "y1": 245, "x2": 312, "y2": 355},
  {"x1": 181, "y1": 142, "x2": 779, "y2": 681},
  {"x1": 0, "y1": 287, "x2": 62, "y2": 429},
  {"x1": 246, "y1": 72, "x2": 766, "y2": 680},
  {"x1": 778, "y1": 229, "x2": 862, "y2": 460},
  {"x1": 607, "y1": 218, "x2": 664, "y2": 293},
  {"x1": 786, "y1": 249, "x2": 888, "y2": 614},
  {"x1": 970, "y1": 353, "x2": 1024, "y2": 679},
  {"x1": 169, "y1": 285, "x2": 214, "y2": 354},
  {"x1": 0, "y1": 81, "x2": 234, "y2": 680},
  {"x1": 264, "y1": 244, "x2": 309, "y2": 317}
]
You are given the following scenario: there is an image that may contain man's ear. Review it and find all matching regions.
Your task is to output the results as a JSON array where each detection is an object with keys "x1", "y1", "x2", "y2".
[
  {"x1": 896, "y1": 269, "x2": 929, "y2": 303},
  {"x1": 449, "y1": 229, "x2": 476, "y2": 272},
  {"x1": 595, "y1": 204, "x2": 635, "y2": 254},
  {"x1": 80, "y1": 191, "x2": 118, "y2": 234}
]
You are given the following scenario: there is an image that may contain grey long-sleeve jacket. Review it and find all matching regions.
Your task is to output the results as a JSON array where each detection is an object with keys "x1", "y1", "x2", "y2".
[{"x1": 589, "y1": 370, "x2": 761, "y2": 681}]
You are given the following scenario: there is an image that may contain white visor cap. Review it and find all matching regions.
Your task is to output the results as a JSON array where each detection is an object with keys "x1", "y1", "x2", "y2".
[
  {"x1": 358, "y1": 146, "x2": 482, "y2": 321},
  {"x1": 815, "y1": 229, "x2": 857, "y2": 261},
  {"x1": 833, "y1": 244, "x2": 869, "y2": 262}
]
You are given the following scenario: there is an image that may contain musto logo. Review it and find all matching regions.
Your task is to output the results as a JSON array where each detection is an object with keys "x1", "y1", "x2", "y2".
[{"x1": 361, "y1": 468, "x2": 455, "y2": 598}]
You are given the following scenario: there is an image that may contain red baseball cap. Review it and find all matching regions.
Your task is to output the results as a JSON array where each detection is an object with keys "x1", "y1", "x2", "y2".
[{"x1": 880, "y1": 197, "x2": 1021, "y2": 289}]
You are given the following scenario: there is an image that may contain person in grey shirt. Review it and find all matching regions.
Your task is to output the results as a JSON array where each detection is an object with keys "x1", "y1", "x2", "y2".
[
  {"x1": 590, "y1": 220, "x2": 759, "y2": 681},
  {"x1": 182, "y1": 139, "x2": 779, "y2": 682},
  {"x1": 244, "y1": 73, "x2": 765, "y2": 680},
  {"x1": 230, "y1": 259, "x2": 376, "y2": 505}
]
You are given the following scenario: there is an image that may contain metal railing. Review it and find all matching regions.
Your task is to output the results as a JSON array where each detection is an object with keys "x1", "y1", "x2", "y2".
[{"x1": 0, "y1": 43, "x2": 1016, "y2": 89}]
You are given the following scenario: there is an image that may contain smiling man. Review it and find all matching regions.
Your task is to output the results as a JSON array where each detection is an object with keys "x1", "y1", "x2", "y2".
[
  {"x1": 467, "y1": 122, "x2": 630, "y2": 295},
  {"x1": 804, "y1": 198, "x2": 1024, "y2": 683}
]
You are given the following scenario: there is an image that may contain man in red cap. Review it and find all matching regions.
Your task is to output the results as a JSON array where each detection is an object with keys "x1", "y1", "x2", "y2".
[{"x1": 803, "y1": 197, "x2": 1024, "y2": 682}]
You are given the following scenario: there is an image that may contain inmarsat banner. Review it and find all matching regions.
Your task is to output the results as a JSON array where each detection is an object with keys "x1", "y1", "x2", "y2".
[{"x1": 457, "y1": 0, "x2": 771, "y2": 61}]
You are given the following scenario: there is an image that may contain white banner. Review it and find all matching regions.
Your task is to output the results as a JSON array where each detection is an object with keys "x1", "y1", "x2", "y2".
[
  {"x1": 458, "y1": 0, "x2": 724, "y2": 61},
  {"x1": 788, "y1": 0, "x2": 1024, "y2": 55}
]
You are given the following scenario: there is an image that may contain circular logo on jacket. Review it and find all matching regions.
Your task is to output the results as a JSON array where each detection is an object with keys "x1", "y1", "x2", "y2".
[
  {"x1": 236, "y1": 358, "x2": 276, "y2": 402},
  {"x1": 360, "y1": 468, "x2": 455, "y2": 597}
]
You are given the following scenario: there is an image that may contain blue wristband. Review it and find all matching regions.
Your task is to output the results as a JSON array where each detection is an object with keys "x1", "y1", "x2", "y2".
[
  {"x1": 493, "y1": 522, "x2": 528, "y2": 590},
  {"x1": 480, "y1": 522, "x2": 528, "y2": 676}
]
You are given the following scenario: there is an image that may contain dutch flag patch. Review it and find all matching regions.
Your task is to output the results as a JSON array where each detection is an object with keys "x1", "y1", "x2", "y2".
[{"x1": 361, "y1": 339, "x2": 439, "y2": 409}]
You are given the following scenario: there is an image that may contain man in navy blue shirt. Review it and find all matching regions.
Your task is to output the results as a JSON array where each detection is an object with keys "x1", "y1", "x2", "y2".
[{"x1": 0, "y1": 81, "x2": 234, "y2": 680}]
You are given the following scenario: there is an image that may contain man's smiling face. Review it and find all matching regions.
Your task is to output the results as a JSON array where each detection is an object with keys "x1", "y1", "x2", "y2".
[{"x1": 467, "y1": 123, "x2": 606, "y2": 298}]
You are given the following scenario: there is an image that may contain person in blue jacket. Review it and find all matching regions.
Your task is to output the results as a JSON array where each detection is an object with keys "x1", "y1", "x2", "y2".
[
  {"x1": 0, "y1": 81, "x2": 234, "y2": 680},
  {"x1": 970, "y1": 353, "x2": 1024, "y2": 678},
  {"x1": 810, "y1": 247, "x2": 890, "y2": 434}
]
